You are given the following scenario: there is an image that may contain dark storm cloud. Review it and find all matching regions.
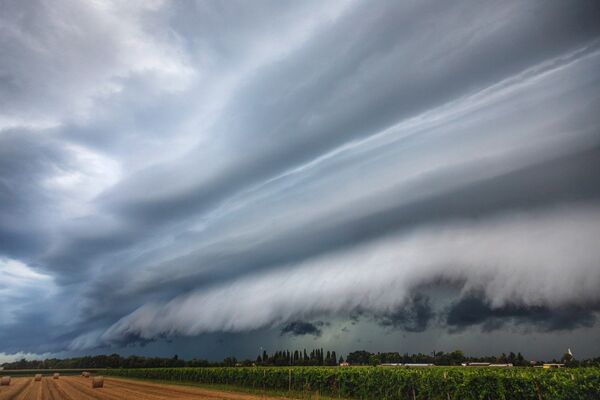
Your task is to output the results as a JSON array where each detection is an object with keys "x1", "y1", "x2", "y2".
[
  {"x1": 446, "y1": 295, "x2": 598, "y2": 332},
  {"x1": 280, "y1": 321, "x2": 324, "y2": 337},
  {"x1": 1, "y1": 0, "x2": 600, "y2": 358},
  {"x1": 377, "y1": 294, "x2": 433, "y2": 332},
  {"x1": 0, "y1": 310, "x2": 69, "y2": 355}
]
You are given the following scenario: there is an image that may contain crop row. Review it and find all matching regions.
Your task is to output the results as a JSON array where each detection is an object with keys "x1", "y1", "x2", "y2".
[{"x1": 104, "y1": 366, "x2": 600, "y2": 399}]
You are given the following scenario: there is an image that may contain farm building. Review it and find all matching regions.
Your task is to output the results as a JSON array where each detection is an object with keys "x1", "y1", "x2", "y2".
[{"x1": 543, "y1": 363, "x2": 564, "y2": 368}]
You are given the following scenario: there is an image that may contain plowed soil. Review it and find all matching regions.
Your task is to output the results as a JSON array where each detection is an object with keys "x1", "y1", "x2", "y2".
[{"x1": 0, "y1": 376, "x2": 292, "y2": 400}]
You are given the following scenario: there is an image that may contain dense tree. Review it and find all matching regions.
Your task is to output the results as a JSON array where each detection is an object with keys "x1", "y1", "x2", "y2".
[
  {"x1": 347, "y1": 350, "x2": 371, "y2": 365},
  {"x1": 369, "y1": 354, "x2": 380, "y2": 366}
]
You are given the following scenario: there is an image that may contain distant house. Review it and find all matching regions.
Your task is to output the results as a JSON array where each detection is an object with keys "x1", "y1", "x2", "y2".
[
  {"x1": 339, "y1": 361, "x2": 350, "y2": 367},
  {"x1": 489, "y1": 363, "x2": 513, "y2": 367}
]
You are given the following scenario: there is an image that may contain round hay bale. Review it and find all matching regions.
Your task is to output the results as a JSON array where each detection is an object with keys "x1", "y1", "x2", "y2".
[
  {"x1": 53, "y1": 373, "x2": 60, "y2": 379},
  {"x1": 0, "y1": 376, "x2": 10, "y2": 386},
  {"x1": 35, "y1": 374, "x2": 42, "y2": 381},
  {"x1": 91, "y1": 376, "x2": 104, "y2": 388}
]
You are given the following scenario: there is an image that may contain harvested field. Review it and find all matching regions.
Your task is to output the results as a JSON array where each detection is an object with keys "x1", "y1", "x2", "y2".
[{"x1": 0, "y1": 376, "x2": 293, "y2": 400}]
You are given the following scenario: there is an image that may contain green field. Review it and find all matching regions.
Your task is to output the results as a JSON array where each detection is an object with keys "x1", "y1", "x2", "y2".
[{"x1": 103, "y1": 366, "x2": 600, "y2": 399}]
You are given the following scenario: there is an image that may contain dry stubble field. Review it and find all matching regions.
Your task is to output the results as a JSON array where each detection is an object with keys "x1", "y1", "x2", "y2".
[{"x1": 0, "y1": 376, "x2": 292, "y2": 400}]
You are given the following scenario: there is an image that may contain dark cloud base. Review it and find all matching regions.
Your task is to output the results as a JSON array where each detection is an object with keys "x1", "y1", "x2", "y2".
[
  {"x1": 446, "y1": 295, "x2": 598, "y2": 333},
  {"x1": 281, "y1": 321, "x2": 325, "y2": 337},
  {"x1": 377, "y1": 294, "x2": 434, "y2": 332}
]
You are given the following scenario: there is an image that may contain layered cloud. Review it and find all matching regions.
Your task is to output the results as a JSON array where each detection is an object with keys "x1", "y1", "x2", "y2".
[
  {"x1": 99, "y1": 205, "x2": 600, "y2": 345},
  {"x1": 1, "y1": 0, "x2": 600, "y2": 357}
]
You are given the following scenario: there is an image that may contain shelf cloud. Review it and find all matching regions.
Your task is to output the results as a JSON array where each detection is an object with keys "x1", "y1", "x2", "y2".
[
  {"x1": 97, "y1": 205, "x2": 600, "y2": 346},
  {"x1": 1, "y1": 0, "x2": 599, "y2": 358}
]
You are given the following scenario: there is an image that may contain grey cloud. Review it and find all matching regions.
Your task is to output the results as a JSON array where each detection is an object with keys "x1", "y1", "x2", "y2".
[
  {"x1": 0, "y1": 129, "x2": 67, "y2": 258},
  {"x1": 1, "y1": 0, "x2": 600, "y2": 357},
  {"x1": 21, "y1": 4, "x2": 600, "y2": 284},
  {"x1": 101, "y1": 0, "x2": 600, "y2": 222},
  {"x1": 55, "y1": 42, "x2": 600, "y2": 293},
  {"x1": 87, "y1": 142, "x2": 600, "y2": 313},
  {"x1": 53, "y1": 40, "x2": 600, "y2": 308},
  {"x1": 0, "y1": 310, "x2": 67, "y2": 355},
  {"x1": 0, "y1": 0, "x2": 193, "y2": 128}
]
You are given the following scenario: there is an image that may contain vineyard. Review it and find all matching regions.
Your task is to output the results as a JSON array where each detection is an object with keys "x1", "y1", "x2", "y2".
[{"x1": 104, "y1": 366, "x2": 600, "y2": 399}]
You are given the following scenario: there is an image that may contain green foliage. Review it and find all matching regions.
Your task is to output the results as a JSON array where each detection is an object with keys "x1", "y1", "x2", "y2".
[{"x1": 104, "y1": 366, "x2": 600, "y2": 399}]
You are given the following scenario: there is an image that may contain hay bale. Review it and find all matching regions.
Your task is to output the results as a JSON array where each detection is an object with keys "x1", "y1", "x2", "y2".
[
  {"x1": 53, "y1": 373, "x2": 60, "y2": 379},
  {"x1": 82, "y1": 371, "x2": 90, "y2": 378},
  {"x1": 91, "y1": 376, "x2": 104, "y2": 388},
  {"x1": 35, "y1": 374, "x2": 42, "y2": 381},
  {"x1": 0, "y1": 376, "x2": 10, "y2": 386}
]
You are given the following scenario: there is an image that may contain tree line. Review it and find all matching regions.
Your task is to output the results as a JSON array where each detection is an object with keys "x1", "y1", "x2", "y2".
[
  {"x1": 1, "y1": 354, "x2": 211, "y2": 370},
  {"x1": 3, "y1": 350, "x2": 599, "y2": 370},
  {"x1": 346, "y1": 350, "x2": 527, "y2": 366},
  {"x1": 256, "y1": 348, "x2": 338, "y2": 366},
  {"x1": 345, "y1": 350, "x2": 597, "y2": 367}
]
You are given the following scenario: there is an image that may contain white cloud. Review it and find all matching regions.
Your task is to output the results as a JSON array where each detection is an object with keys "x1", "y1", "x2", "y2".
[
  {"x1": 0, "y1": 0, "x2": 194, "y2": 128},
  {"x1": 0, "y1": 352, "x2": 57, "y2": 364},
  {"x1": 43, "y1": 144, "x2": 122, "y2": 218}
]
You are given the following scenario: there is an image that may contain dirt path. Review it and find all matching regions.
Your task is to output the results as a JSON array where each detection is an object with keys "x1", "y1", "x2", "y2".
[{"x1": 0, "y1": 376, "x2": 294, "y2": 400}]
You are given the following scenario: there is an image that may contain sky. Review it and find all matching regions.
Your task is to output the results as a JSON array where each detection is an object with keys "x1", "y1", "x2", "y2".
[{"x1": 1, "y1": 0, "x2": 600, "y2": 363}]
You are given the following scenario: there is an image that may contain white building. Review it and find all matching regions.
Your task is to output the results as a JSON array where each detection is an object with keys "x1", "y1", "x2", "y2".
[{"x1": 404, "y1": 363, "x2": 434, "y2": 367}]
